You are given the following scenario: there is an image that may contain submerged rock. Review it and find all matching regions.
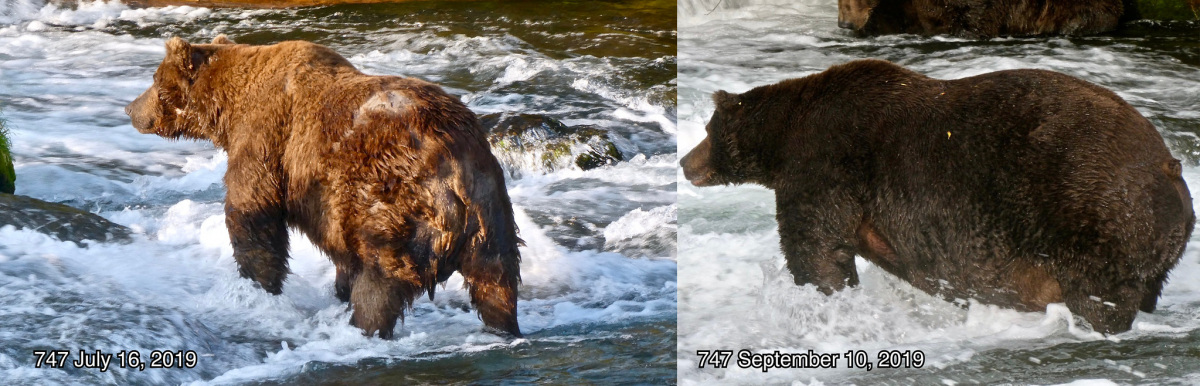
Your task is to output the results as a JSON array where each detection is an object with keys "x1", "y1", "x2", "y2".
[
  {"x1": 0, "y1": 193, "x2": 132, "y2": 245},
  {"x1": 481, "y1": 113, "x2": 626, "y2": 177}
]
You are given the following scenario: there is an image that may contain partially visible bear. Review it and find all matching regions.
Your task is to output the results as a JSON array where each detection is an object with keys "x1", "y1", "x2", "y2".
[
  {"x1": 837, "y1": 0, "x2": 1123, "y2": 37},
  {"x1": 126, "y1": 36, "x2": 522, "y2": 338},
  {"x1": 681, "y1": 59, "x2": 1193, "y2": 334}
]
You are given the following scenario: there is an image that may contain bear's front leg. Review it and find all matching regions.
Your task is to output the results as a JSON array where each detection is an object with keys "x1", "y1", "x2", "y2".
[
  {"x1": 1057, "y1": 271, "x2": 1146, "y2": 335},
  {"x1": 224, "y1": 155, "x2": 290, "y2": 295},
  {"x1": 775, "y1": 187, "x2": 863, "y2": 294},
  {"x1": 461, "y1": 255, "x2": 522, "y2": 337}
]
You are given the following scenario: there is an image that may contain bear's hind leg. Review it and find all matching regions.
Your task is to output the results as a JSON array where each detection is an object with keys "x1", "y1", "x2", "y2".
[
  {"x1": 461, "y1": 255, "x2": 521, "y2": 337},
  {"x1": 349, "y1": 264, "x2": 413, "y2": 339}
]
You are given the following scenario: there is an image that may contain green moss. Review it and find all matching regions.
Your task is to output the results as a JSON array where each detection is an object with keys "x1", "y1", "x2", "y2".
[
  {"x1": 482, "y1": 113, "x2": 626, "y2": 172},
  {"x1": 0, "y1": 108, "x2": 14, "y2": 194},
  {"x1": 574, "y1": 142, "x2": 623, "y2": 170},
  {"x1": 542, "y1": 142, "x2": 572, "y2": 169},
  {"x1": 1129, "y1": 0, "x2": 1200, "y2": 21}
]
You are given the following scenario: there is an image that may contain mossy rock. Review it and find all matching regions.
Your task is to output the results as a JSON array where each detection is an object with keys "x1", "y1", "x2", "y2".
[
  {"x1": 481, "y1": 113, "x2": 625, "y2": 176},
  {"x1": 1, "y1": 112, "x2": 14, "y2": 195},
  {"x1": 1124, "y1": 0, "x2": 1200, "y2": 21},
  {"x1": 0, "y1": 193, "x2": 132, "y2": 245}
]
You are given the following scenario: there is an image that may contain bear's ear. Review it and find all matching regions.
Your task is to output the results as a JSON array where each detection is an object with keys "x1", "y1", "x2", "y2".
[
  {"x1": 165, "y1": 37, "x2": 212, "y2": 75},
  {"x1": 166, "y1": 37, "x2": 196, "y2": 71},
  {"x1": 211, "y1": 35, "x2": 235, "y2": 45},
  {"x1": 713, "y1": 90, "x2": 742, "y2": 111}
]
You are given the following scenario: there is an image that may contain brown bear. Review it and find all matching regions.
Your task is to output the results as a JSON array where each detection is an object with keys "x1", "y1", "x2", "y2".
[
  {"x1": 125, "y1": 36, "x2": 522, "y2": 338},
  {"x1": 681, "y1": 59, "x2": 1194, "y2": 334},
  {"x1": 837, "y1": 0, "x2": 1124, "y2": 37}
]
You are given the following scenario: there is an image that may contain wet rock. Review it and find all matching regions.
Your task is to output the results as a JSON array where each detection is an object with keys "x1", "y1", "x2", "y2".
[
  {"x1": 0, "y1": 193, "x2": 132, "y2": 245},
  {"x1": 481, "y1": 113, "x2": 626, "y2": 177}
]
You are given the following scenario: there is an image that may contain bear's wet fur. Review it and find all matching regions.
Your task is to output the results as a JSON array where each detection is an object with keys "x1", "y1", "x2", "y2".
[
  {"x1": 126, "y1": 36, "x2": 522, "y2": 338},
  {"x1": 837, "y1": 0, "x2": 1124, "y2": 37},
  {"x1": 681, "y1": 59, "x2": 1194, "y2": 334}
]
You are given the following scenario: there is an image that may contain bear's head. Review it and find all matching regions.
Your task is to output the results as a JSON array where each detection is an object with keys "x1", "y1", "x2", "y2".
[
  {"x1": 681, "y1": 90, "x2": 775, "y2": 187},
  {"x1": 837, "y1": 0, "x2": 911, "y2": 35},
  {"x1": 837, "y1": 0, "x2": 877, "y2": 30},
  {"x1": 125, "y1": 35, "x2": 235, "y2": 140}
]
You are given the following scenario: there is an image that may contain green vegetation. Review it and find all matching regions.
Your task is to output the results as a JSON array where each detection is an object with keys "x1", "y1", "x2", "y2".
[
  {"x1": 0, "y1": 105, "x2": 14, "y2": 194},
  {"x1": 1129, "y1": 0, "x2": 1200, "y2": 21}
]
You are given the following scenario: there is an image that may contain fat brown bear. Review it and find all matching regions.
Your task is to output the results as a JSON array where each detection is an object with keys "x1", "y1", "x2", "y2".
[
  {"x1": 126, "y1": 36, "x2": 522, "y2": 338},
  {"x1": 681, "y1": 59, "x2": 1194, "y2": 334},
  {"x1": 837, "y1": 0, "x2": 1123, "y2": 37}
]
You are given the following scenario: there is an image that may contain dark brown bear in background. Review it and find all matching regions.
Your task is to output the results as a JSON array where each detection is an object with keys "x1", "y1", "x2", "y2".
[
  {"x1": 126, "y1": 36, "x2": 522, "y2": 338},
  {"x1": 837, "y1": 0, "x2": 1124, "y2": 37},
  {"x1": 681, "y1": 59, "x2": 1194, "y2": 334}
]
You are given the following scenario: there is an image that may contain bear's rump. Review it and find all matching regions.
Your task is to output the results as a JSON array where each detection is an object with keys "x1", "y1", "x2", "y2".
[
  {"x1": 284, "y1": 76, "x2": 489, "y2": 277},
  {"x1": 856, "y1": 89, "x2": 1185, "y2": 307}
]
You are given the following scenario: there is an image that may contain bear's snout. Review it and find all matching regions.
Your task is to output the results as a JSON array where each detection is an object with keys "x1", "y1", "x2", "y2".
[
  {"x1": 681, "y1": 139, "x2": 717, "y2": 186},
  {"x1": 126, "y1": 88, "x2": 158, "y2": 134},
  {"x1": 837, "y1": 0, "x2": 872, "y2": 31}
]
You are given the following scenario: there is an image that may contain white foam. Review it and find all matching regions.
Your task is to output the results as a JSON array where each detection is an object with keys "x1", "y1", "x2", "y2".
[
  {"x1": 603, "y1": 204, "x2": 678, "y2": 259},
  {"x1": 678, "y1": 0, "x2": 828, "y2": 28},
  {"x1": 348, "y1": 32, "x2": 676, "y2": 143}
]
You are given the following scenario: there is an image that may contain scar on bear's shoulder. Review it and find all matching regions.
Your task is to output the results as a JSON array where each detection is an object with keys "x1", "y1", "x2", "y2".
[
  {"x1": 354, "y1": 90, "x2": 417, "y2": 126},
  {"x1": 363, "y1": 90, "x2": 416, "y2": 112}
]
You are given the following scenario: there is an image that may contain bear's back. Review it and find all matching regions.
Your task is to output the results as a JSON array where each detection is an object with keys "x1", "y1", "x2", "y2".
[{"x1": 852, "y1": 63, "x2": 1180, "y2": 281}]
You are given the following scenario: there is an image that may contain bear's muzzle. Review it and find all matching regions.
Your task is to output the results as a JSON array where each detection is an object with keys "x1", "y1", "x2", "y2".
[
  {"x1": 681, "y1": 138, "x2": 718, "y2": 186},
  {"x1": 126, "y1": 88, "x2": 158, "y2": 134}
]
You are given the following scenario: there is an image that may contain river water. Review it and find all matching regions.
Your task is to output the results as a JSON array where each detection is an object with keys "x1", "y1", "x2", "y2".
[
  {"x1": 678, "y1": 0, "x2": 1200, "y2": 384},
  {"x1": 0, "y1": 0, "x2": 677, "y2": 384}
]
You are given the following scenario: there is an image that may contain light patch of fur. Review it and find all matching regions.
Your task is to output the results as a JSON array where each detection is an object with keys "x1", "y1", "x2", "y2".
[{"x1": 354, "y1": 90, "x2": 416, "y2": 127}]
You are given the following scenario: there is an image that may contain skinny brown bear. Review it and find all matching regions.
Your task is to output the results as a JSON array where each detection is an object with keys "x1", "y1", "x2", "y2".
[
  {"x1": 681, "y1": 59, "x2": 1194, "y2": 334},
  {"x1": 126, "y1": 36, "x2": 522, "y2": 338}
]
